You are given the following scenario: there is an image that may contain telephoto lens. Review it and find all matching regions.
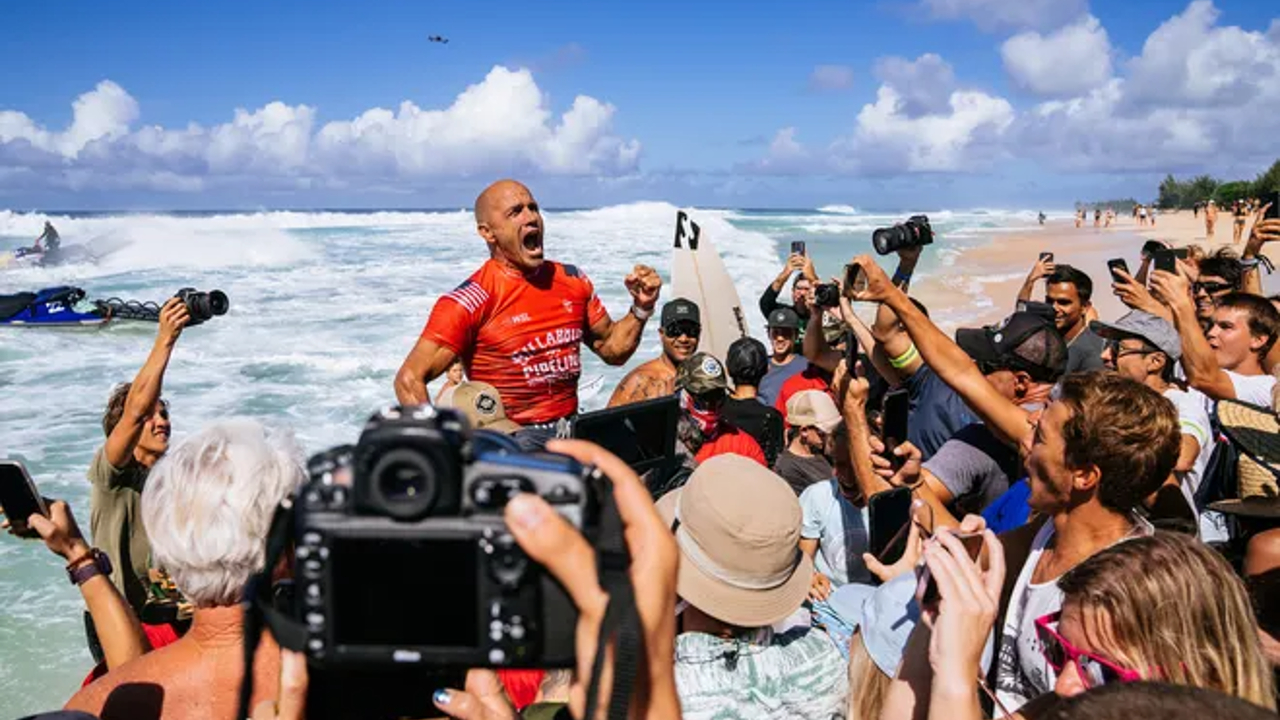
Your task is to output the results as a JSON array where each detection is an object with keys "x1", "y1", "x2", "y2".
[
  {"x1": 872, "y1": 215, "x2": 933, "y2": 255},
  {"x1": 174, "y1": 288, "x2": 229, "y2": 325}
]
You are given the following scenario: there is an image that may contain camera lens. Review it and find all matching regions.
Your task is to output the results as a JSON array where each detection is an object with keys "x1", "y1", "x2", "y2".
[
  {"x1": 872, "y1": 226, "x2": 906, "y2": 255},
  {"x1": 368, "y1": 448, "x2": 440, "y2": 520},
  {"x1": 209, "y1": 290, "x2": 229, "y2": 316}
]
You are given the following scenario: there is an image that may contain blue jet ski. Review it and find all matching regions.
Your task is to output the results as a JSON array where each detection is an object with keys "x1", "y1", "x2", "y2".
[{"x1": 0, "y1": 286, "x2": 110, "y2": 327}]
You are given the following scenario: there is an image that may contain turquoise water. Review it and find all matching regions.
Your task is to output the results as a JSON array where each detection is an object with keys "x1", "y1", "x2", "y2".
[{"x1": 0, "y1": 202, "x2": 1046, "y2": 715}]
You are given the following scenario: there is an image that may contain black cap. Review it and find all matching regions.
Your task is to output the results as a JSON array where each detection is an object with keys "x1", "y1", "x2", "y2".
[
  {"x1": 767, "y1": 307, "x2": 801, "y2": 330},
  {"x1": 661, "y1": 298, "x2": 701, "y2": 328},
  {"x1": 955, "y1": 311, "x2": 1068, "y2": 383}
]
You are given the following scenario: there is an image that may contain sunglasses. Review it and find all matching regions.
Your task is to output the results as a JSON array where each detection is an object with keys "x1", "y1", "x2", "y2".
[
  {"x1": 1193, "y1": 281, "x2": 1233, "y2": 295},
  {"x1": 1104, "y1": 339, "x2": 1155, "y2": 360},
  {"x1": 663, "y1": 321, "x2": 701, "y2": 339},
  {"x1": 1035, "y1": 612, "x2": 1145, "y2": 689}
]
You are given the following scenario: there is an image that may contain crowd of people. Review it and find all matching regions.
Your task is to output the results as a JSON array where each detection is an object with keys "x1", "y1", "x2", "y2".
[{"x1": 6, "y1": 179, "x2": 1280, "y2": 720}]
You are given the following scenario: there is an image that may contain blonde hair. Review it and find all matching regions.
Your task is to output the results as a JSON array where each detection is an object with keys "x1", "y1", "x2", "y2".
[
  {"x1": 846, "y1": 632, "x2": 892, "y2": 720},
  {"x1": 1058, "y1": 531, "x2": 1276, "y2": 711}
]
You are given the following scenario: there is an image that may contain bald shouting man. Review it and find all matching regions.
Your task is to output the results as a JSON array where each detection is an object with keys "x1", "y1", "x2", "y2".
[{"x1": 396, "y1": 180, "x2": 662, "y2": 446}]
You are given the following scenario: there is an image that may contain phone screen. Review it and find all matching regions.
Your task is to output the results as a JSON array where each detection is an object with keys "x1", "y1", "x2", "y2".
[
  {"x1": 843, "y1": 329, "x2": 858, "y2": 372},
  {"x1": 868, "y1": 487, "x2": 913, "y2": 565},
  {"x1": 791, "y1": 240, "x2": 806, "y2": 256},
  {"x1": 1153, "y1": 249, "x2": 1177, "y2": 273},
  {"x1": 0, "y1": 461, "x2": 47, "y2": 530},
  {"x1": 844, "y1": 263, "x2": 868, "y2": 295},
  {"x1": 882, "y1": 388, "x2": 909, "y2": 452},
  {"x1": 1039, "y1": 252, "x2": 1053, "y2": 263}
]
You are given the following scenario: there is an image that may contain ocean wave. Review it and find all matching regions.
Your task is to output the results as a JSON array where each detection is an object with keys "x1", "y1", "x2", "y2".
[{"x1": 816, "y1": 204, "x2": 859, "y2": 215}]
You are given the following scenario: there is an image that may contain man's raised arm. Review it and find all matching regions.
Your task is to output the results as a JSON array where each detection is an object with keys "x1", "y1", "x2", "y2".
[{"x1": 105, "y1": 299, "x2": 188, "y2": 468}]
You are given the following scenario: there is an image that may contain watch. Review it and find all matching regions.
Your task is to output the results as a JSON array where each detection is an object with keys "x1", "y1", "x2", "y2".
[
  {"x1": 630, "y1": 304, "x2": 654, "y2": 321},
  {"x1": 66, "y1": 548, "x2": 112, "y2": 586}
]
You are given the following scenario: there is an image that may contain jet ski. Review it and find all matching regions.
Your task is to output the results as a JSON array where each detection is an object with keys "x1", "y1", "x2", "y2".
[
  {"x1": 0, "y1": 286, "x2": 161, "y2": 327},
  {"x1": 0, "y1": 245, "x2": 98, "y2": 269}
]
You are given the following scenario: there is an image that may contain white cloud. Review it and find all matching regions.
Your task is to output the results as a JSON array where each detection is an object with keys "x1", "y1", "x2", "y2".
[
  {"x1": 920, "y1": 0, "x2": 1089, "y2": 32},
  {"x1": 1002, "y1": 16, "x2": 1113, "y2": 97},
  {"x1": 873, "y1": 54, "x2": 957, "y2": 117},
  {"x1": 808, "y1": 65, "x2": 855, "y2": 92},
  {"x1": 0, "y1": 66, "x2": 640, "y2": 193},
  {"x1": 753, "y1": 127, "x2": 813, "y2": 174},
  {"x1": 1126, "y1": 0, "x2": 1280, "y2": 107}
]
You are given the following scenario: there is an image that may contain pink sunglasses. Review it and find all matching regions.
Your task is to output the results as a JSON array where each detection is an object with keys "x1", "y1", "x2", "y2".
[{"x1": 1035, "y1": 611, "x2": 1146, "y2": 689}]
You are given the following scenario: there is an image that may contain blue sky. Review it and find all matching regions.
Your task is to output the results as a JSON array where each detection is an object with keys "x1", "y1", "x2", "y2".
[{"x1": 1, "y1": 0, "x2": 1277, "y2": 209}]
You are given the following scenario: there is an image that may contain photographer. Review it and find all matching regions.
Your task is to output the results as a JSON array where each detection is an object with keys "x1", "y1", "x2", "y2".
[
  {"x1": 759, "y1": 251, "x2": 818, "y2": 352},
  {"x1": 89, "y1": 297, "x2": 188, "y2": 615},
  {"x1": 67, "y1": 419, "x2": 305, "y2": 720},
  {"x1": 396, "y1": 180, "x2": 662, "y2": 445}
]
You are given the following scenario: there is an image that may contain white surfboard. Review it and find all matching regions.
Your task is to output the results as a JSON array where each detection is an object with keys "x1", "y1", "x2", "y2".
[{"x1": 670, "y1": 211, "x2": 749, "y2": 365}]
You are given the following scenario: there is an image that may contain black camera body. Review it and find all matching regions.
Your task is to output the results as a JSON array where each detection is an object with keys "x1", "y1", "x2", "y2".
[
  {"x1": 174, "y1": 287, "x2": 228, "y2": 325},
  {"x1": 293, "y1": 406, "x2": 600, "y2": 669},
  {"x1": 813, "y1": 282, "x2": 841, "y2": 309},
  {"x1": 872, "y1": 215, "x2": 933, "y2": 255}
]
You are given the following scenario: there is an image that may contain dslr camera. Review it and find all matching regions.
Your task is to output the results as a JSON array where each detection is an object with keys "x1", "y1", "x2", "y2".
[
  {"x1": 174, "y1": 287, "x2": 228, "y2": 325},
  {"x1": 289, "y1": 406, "x2": 601, "y2": 669},
  {"x1": 813, "y1": 282, "x2": 841, "y2": 309},
  {"x1": 872, "y1": 215, "x2": 933, "y2": 255}
]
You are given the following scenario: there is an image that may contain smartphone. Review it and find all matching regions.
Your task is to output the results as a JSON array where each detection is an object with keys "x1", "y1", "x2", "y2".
[
  {"x1": 0, "y1": 460, "x2": 48, "y2": 535},
  {"x1": 1039, "y1": 252, "x2": 1054, "y2": 263},
  {"x1": 791, "y1": 240, "x2": 806, "y2": 256},
  {"x1": 868, "y1": 487, "x2": 913, "y2": 567},
  {"x1": 843, "y1": 328, "x2": 858, "y2": 372},
  {"x1": 1107, "y1": 258, "x2": 1129, "y2": 282},
  {"x1": 881, "y1": 388, "x2": 909, "y2": 470},
  {"x1": 1265, "y1": 191, "x2": 1279, "y2": 220},
  {"x1": 843, "y1": 262, "x2": 868, "y2": 296},
  {"x1": 1152, "y1": 248, "x2": 1177, "y2": 274},
  {"x1": 919, "y1": 532, "x2": 985, "y2": 606}
]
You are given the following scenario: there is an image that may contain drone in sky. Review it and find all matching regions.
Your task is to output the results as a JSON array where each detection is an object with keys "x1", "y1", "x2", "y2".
[{"x1": 428, "y1": 35, "x2": 449, "y2": 44}]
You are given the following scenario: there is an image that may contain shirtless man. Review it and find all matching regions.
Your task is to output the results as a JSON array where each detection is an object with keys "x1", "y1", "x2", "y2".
[
  {"x1": 607, "y1": 298, "x2": 701, "y2": 407},
  {"x1": 1206, "y1": 200, "x2": 1218, "y2": 239}
]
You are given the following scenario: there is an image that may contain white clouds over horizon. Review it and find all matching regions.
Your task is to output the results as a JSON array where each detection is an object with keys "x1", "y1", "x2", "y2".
[
  {"x1": 758, "y1": 0, "x2": 1280, "y2": 178},
  {"x1": 0, "y1": 67, "x2": 640, "y2": 193}
]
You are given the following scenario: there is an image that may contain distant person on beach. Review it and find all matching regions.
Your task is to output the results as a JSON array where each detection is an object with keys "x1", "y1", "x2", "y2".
[
  {"x1": 760, "y1": 251, "x2": 817, "y2": 352},
  {"x1": 1074, "y1": 209, "x2": 1083, "y2": 228},
  {"x1": 1194, "y1": 202, "x2": 1201, "y2": 218},
  {"x1": 607, "y1": 298, "x2": 701, "y2": 408},
  {"x1": 1017, "y1": 258, "x2": 1104, "y2": 373},
  {"x1": 1094, "y1": 208, "x2": 1102, "y2": 227},
  {"x1": 1235, "y1": 200, "x2": 1249, "y2": 244},
  {"x1": 1206, "y1": 200, "x2": 1219, "y2": 239},
  {"x1": 1038, "y1": 212, "x2": 1046, "y2": 225},
  {"x1": 395, "y1": 179, "x2": 662, "y2": 448}
]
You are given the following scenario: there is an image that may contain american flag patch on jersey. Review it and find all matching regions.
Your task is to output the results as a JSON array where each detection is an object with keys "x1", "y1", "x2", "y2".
[{"x1": 444, "y1": 281, "x2": 490, "y2": 313}]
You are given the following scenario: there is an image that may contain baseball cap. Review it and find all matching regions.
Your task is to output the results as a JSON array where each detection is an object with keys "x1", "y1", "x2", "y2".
[
  {"x1": 655, "y1": 454, "x2": 812, "y2": 627},
  {"x1": 661, "y1": 298, "x2": 701, "y2": 328},
  {"x1": 440, "y1": 381, "x2": 522, "y2": 434},
  {"x1": 1089, "y1": 311, "x2": 1181, "y2": 360},
  {"x1": 676, "y1": 352, "x2": 729, "y2": 396},
  {"x1": 955, "y1": 311, "x2": 1068, "y2": 383},
  {"x1": 767, "y1": 307, "x2": 801, "y2": 330},
  {"x1": 786, "y1": 390, "x2": 841, "y2": 433}
]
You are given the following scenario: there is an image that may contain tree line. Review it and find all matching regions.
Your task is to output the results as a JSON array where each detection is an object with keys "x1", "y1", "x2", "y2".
[{"x1": 1156, "y1": 159, "x2": 1280, "y2": 210}]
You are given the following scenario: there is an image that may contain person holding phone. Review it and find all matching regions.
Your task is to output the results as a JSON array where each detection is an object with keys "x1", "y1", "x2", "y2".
[
  {"x1": 1016, "y1": 258, "x2": 1105, "y2": 373},
  {"x1": 759, "y1": 251, "x2": 818, "y2": 353},
  {"x1": 89, "y1": 297, "x2": 189, "y2": 615}
]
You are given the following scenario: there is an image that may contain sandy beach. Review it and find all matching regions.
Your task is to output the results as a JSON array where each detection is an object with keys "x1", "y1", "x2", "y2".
[{"x1": 908, "y1": 208, "x2": 1280, "y2": 334}]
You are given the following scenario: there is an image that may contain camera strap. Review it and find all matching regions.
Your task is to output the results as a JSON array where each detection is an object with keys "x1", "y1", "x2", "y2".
[
  {"x1": 237, "y1": 498, "x2": 307, "y2": 720},
  {"x1": 582, "y1": 482, "x2": 642, "y2": 720}
]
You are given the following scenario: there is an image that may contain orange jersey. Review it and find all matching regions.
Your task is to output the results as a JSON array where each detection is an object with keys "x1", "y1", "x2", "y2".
[{"x1": 422, "y1": 259, "x2": 609, "y2": 425}]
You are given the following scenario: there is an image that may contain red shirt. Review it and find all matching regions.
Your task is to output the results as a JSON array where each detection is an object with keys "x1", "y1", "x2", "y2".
[
  {"x1": 696, "y1": 425, "x2": 767, "y2": 466},
  {"x1": 423, "y1": 259, "x2": 609, "y2": 425},
  {"x1": 774, "y1": 366, "x2": 833, "y2": 424}
]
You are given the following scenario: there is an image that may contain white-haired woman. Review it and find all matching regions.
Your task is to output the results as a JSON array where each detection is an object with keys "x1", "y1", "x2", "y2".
[{"x1": 66, "y1": 419, "x2": 305, "y2": 720}]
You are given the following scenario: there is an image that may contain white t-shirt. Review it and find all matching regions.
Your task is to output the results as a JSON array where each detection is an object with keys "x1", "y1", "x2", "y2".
[
  {"x1": 1164, "y1": 387, "x2": 1213, "y2": 507},
  {"x1": 993, "y1": 517, "x2": 1156, "y2": 710},
  {"x1": 994, "y1": 522, "x2": 1061, "y2": 711},
  {"x1": 799, "y1": 479, "x2": 872, "y2": 587}
]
